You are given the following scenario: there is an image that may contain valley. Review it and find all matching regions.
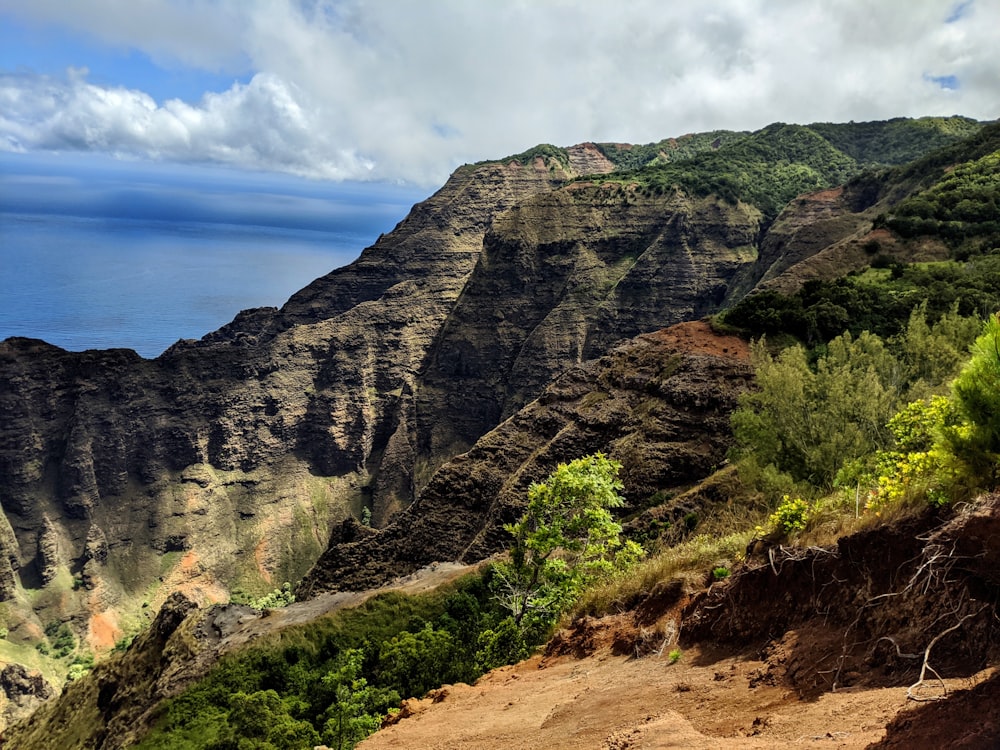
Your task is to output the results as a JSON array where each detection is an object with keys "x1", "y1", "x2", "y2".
[{"x1": 1, "y1": 115, "x2": 999, "y2": 748}]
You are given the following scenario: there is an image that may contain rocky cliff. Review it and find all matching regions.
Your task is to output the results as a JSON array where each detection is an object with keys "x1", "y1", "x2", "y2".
[
  {"x1": 0, "y1": 118, "x2": 982, "y2": 683},
  {"x1": 299, "y1": 321, "x2": 753, "y2": 596},
  {"x1": 0, "y1": 155, "x2": 569, "y2": 658}
]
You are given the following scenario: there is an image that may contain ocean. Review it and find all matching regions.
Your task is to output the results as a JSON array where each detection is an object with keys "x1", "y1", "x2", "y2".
[
  {"x1": 0, "y1": 153, "x2": 427, "y2": 358},
  {"x1": 0, "y1": 213, "x2": 375, "y2": 358}
]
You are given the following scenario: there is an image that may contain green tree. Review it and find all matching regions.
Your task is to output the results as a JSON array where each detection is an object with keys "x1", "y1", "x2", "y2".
[
  {"x1": 896, "y1": 302, "x2": 981, "y2": 399},
  {"x1": 945, "y1": 313, "x2": 1000, "y2": 489},
  {"x1": 209, "y1": 689, "x2": 320, "y2": 750},
  {"x1": 321, "y1": 649, "x2": 399, "y2": 750},
  {"x1": 731, "y1": 332, "x2": 899, "y2": 489},
  {"x1": 474, "y1": 616, "x2": 531, "y2": 673},
  {"x1": 492, "y1": 454, "x2": 643, "y2": 628},
  {"x1": 377, "y1": 624, "x2": 462, "y2": 699}
]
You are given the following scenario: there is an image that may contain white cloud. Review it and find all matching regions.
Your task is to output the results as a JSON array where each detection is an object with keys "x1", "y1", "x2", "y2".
[{"x1": 1, "y1": 0, "x2": 997, "y2": 185}]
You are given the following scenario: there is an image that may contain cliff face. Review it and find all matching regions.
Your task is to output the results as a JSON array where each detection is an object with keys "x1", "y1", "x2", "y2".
[
  {"x1": 299, "y1": 321, "x2": 753, "y2": 596},
  {"x1": 0, "y1": 156, "x2": 569, "y2": 653},
  {"x1": 413, "y1": 188, "x2": 759, "y2": 486},
  {"x1": 0, "y1": 120, "x2": 977, "y2": 667}
]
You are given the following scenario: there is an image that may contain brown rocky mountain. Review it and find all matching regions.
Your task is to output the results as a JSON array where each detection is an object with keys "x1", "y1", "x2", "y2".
[
  {"x1": 0, "y1": 147, "x2": 768, "y2": 658},
  {"x1": 0, "y1": 120, "x2": 982, "y2": 724},
  {"x1": 298, "y1": 321, "x2": 753, "y2": 596}
]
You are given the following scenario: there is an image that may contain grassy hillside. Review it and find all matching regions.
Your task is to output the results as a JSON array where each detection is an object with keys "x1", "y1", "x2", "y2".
[{"x1": 584, "y1": 116, "x2": 986, "y2": 220}]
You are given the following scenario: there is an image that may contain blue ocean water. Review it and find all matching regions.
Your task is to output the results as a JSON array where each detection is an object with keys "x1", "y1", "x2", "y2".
[
  {"x1": 0, "y1": 212, "x2": 372, "y2": 358},
  {"x1": 0, "y1": 152, "x2": 428, "y2": 358}
]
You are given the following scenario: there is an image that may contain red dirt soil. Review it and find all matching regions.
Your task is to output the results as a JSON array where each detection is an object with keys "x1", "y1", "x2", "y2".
[
  {"x1": 643, "y1": 320, "x2": 750, "y2": 361},
  {"x1": 361, "y1": 635, "x2": 995, "y2": 749},
  {"x1": 363, "y1": 501, "x2": 1000, "y2": 749}
]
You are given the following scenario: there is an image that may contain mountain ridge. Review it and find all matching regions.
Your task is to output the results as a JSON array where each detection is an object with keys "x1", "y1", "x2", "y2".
[{"x1": 0, "y1": 117, "x2": 991, "y2": 727}]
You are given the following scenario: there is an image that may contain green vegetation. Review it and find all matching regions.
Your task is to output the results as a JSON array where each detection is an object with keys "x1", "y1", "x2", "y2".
[
  {"x1": 605, "y1": 123, "x2": 857, "y2": 219},
  {"x1": 66, "y1": 652, "x2": 94, "y2": 682},
  {"x1": 945, "y1": 314, "x2": 1000, "y2": 489},
  {"x1": 765, "y1": 496, "x2": 811, "y2": 536},
  {"x1": 39, "y1": 620, "x2": 76, "y2": 659},
  {"x1": 730, "y1": 307, "x2": 1000, "y2": 540},
  {"x1": 135, "y1": 455, "x2": 644, "y2": 748},
  {"x1": 230, "y1": 583, "x2": 296, "y2": 610},
  {"x1": 492, "y1": 454, "x2": 643, "y2": 628},
  {"x1": 593, "y1": 130, "x2": 747, "y2": 170},
  {"x1": 808, "y1": 116, "x2": 982, "y2": 166},
  {"x1": 136, "y1": 576, "x2": 523, "y2": 749},
  {"x1": 721, "y1": 264, "x2": 998, "y2": 344},
  {"x1": 573, "y1": 530, "x2": 753, "y2": 618},
  {"x1": 484, "y1": 143, "x2": 570, "y2": 168}
]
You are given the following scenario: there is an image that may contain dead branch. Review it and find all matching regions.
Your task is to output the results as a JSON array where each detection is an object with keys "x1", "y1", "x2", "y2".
[
  {"x1": 873, "y1": 636, "x2": 922, "y2": 660},
  {"x1": 907, "y1": 605, "x2": 988, "y2": 702}
]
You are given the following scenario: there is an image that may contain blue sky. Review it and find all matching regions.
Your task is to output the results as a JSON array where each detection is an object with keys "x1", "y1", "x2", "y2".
[
  {"x1": 0, "y1": 13, "x2": 250, "y2": 103},
  {"x1": 0, "y1": 0, "x2": 996, "y2": 187}
]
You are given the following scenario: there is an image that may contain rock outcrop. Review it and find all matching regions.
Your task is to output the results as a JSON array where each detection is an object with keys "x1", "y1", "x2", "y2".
[
  {"x1": 0, "y1": 664, "x2": 54, "y2": 735},
  {"x1": 298, "y1": 321, "x2": 753, "y2": 595}
]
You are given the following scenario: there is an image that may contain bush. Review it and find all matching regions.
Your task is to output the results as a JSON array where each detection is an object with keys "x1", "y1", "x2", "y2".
[
  {"x1": 492, "y1": 454, "x2": 643, "y2": 628},
  {"x1": 767, "y1": 496, "x2": 811, "y2": 536}
]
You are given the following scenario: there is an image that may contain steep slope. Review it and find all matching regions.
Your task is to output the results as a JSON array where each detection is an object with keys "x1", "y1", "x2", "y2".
[
  {"x1": 357, "y1": 497, "x2": 1000, "y2": 749},
  {"x1": 0, "y1": 117, "x2": 985, "y2": 690},
  {"x1": 299, "y1": 321, "x2": 753, "y2": 596},
  {"x1": 412, "y1": 190, "x2": 759, "y2": 486},
  {"x1": 0, "y1": 155, "x2": 570, "y2": 663}
]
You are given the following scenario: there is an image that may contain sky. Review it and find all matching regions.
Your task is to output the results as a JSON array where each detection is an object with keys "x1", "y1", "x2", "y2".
[{"x1": 0, "y1": 0, "x2": 998, "y2": 188}]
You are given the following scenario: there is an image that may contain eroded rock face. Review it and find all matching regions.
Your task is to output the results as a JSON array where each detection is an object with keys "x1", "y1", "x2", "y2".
[
  {"x1": 413, "y1": 188, "x2": 761, "y2": 487},
  {"x1": 0, "y1": 664, "x2": 54, "y2": 735},
  {"x1": 0, "y1": 157, "x2": 569, "y2": 644},
  {"x1": 298, "y1": 322, "x2": 754, "y2": 596}
]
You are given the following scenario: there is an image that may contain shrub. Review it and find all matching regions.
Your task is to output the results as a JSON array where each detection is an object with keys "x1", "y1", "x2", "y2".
[
  {"x1": 492, "y1": 454, "x2": 643, "y2": 627},
  {"x1": 767, "y1": 496, "x2": 811, "y2": 536}
]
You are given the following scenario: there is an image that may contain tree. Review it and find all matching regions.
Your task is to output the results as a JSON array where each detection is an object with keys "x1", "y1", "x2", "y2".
[
  {"x1": 731, "y1": 332, "x2": 899, "y2": 489},
  {"x1": 945, "y1": 313, "x2": 1000, "y2": 489},
  {"x1": 376, "y1": 624, "x2": 462, "y2": 699},
  {"x1": 209, "y1": 689, "x2": 320, "y2": 750},
  {"x1": 321, "y1": 649, "x2": 400, "y2": 750},
  {"x1": 492, "y1": 454, "x2": 642, "y2": 628}
]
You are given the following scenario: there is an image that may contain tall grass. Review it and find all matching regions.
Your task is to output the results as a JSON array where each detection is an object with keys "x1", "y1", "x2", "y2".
[{"x1": 572, "y1": 530, "x2": 754, "y2": 619}]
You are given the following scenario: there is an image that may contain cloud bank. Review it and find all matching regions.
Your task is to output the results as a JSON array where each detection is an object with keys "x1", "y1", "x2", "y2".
[{"x1": 1, "y1": 0, "x2": 997, "y2": 185}]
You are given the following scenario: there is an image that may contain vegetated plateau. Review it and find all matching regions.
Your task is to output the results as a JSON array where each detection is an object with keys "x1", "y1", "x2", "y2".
[{"x1": 2, "y1": 115, "x2": 1000, "y2": 748}]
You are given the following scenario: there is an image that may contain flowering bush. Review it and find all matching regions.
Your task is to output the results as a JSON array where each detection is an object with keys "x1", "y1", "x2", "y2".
[{"x1": 766, "y1": 495, "x2": 811, "y2": 536}]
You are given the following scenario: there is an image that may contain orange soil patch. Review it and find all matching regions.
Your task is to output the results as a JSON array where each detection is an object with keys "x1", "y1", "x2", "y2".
[
  {"x1": 158, "y1": 549, "x2": 228, "y2": 607},
  {"x1": 86, "y1": 612, "x2": 121, "y2": 653},
  {"x1": 644, "y1": 320, "x2": 750, "y2": 362},
  {"x1": 180, "y1": 551, "x2": 199, "y2": 573},
  {"x1": 806, "y1": 186, "x2": 845, "y2": 203},
  {"x1": 253, "y1": 536, "x2": 274, "y2": 585},
  {"x1": 361, "y1": 644, "x2": 992, "y2": 750}
]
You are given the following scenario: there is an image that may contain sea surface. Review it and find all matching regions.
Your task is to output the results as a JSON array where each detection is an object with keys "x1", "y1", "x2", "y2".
[
  {"x1": 0, "y1": 213, "x2": 375, "y2": 358},
  {"x1": 0, "y1": 152, "x2": 427, "y2": 358}
]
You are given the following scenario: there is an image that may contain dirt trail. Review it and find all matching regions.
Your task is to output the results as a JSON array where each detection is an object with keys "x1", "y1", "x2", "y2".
[
  {"x1": 217, "y1": 561, "x2": 477, "y2": 652},
  {"x1": 361, "y1": 499, "x2": 1000, "y2": 749},
  {"x1": 361, "y1": 641, "x2": 992, "y2": 749}
]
